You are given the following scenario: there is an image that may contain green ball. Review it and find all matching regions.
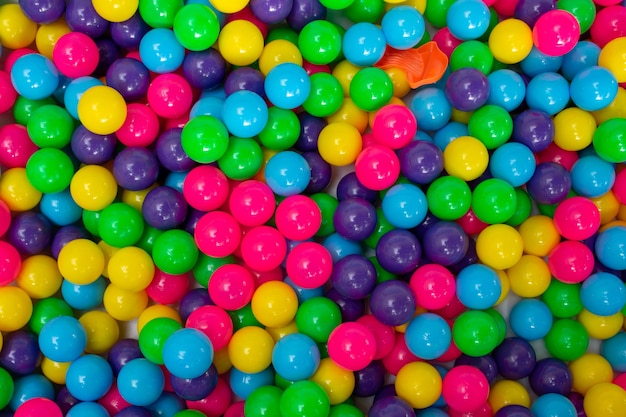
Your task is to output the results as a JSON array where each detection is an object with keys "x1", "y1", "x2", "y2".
[
  {"x1": 0, "y1": 367, "x2": 14, "y2": 410},
  {"x1": 542, "y1": 280, "x2": 583, "y2": 318},
  {"x1": 485, "y1": 307, "x2": 506, "y2": 346},
  {"x1": 471, "y1": 178, "x2": 517, "y2": 224},
  {"x1": 228, "y1": 303, "x2": 263, "y2": 331},
  {"x1": 152, "y1": 229, "x2": 199, "y2": 274},
  {"x1": 27, "y1": 104, "x2": 74, "y2": 148},
  {"x1": 25, "y1": 148, "x2": 74, "y2": 194},
  {"x1": 557, "y1": 0, "x2": 595, "y2": 33},
  {"x1": 468, "y1": 105, "x2": 513, "y2": 149},
  {"x1": 593, "y1": 118, "x2": 626, "y2": 163},
  {"x1": 280, "y1": 380, "x2": 330, "y2": 417},
  {"x1": 13, "y1": 96, "x2": 56, "y2": 126},
  {"x1": 192, "y1": 254, "x2": 236, "y2": 288},
  {"x1": 266, "y1": 26, "x2": 299, "y2": 45},
  {"x1": 299, "y1": 20, "x2": 343, "y2": 65},
  {"x1": 136, "y1": 225, "x2": 163, "y2": 255},
  {"x1": 218, "y1": 137, "x2": 263, "y2": 180},
  {"x1": 452, "y1": 310, "x2": 501, "y2": 357},
  {"x1": 350, "y1": 67, "x2": 393, "y2": 112},
  {"x1": 426, "y1": 175, "x2": 472, "y2": 220},
  {"x1": 303, "y1": 73, "x2": 344, "y2": 118},
  {"x1": 172, "y1": 4, "x2": 219, "y2": 51},
  {"x1": 478, "y1": 7, "x2": 500, "y2": 42},
  {"x1": 275, "y1": 373, "x2": 297, "y2": 390},
  {"x1": 364, "y1": 208, "x2": 394, "y2": 249},
  {"x1": 138, "y1": 317, "x2": 182, "y2": 364},
  {"x1": 82, "y1": 210, "x2": 101, "y2": 237},
  {"x1": 329, "y1": 404, "x2": 364, "y2": 417},
  {"x1": 245, "y1": 385, "x2": 283, "y2": 417},
  {"x1": 450, "y1": 41, "x2": 494, "y2": 75},
  {"x1": 139, "y1": 0, "x2": 184, "y2": 28},
  {"x1": 181, "y1": 115, "x2": 230, "y2": 163},
  {"x1": 370, "y1": 255, "x2": 397, "y2": 284},
  {"x1": 345, "y1": 0, "x2": 384, "y2": 23},
  {"x1": 258, "y1": 107, "x2": 301, "y2": 151},
  {"x1": 311, "y1": 193, "x2": 338, "y2": 237},
  {"x1": 505, "y1": 188, "x2": 532, "y2": 227},
  {"x1": 296, "y1": 297, "x2": 342, "y2": 343},
  {"x1": 425, "y1": 0, "x2": 456, "y2": 28},
  {"x1": 173, "y1": 410, "x2": 207, "y2": 417},
  {"x1": 545, "y1": 318, "x2": 589, "y2": 361},
  {"x1": 319, "y1": 0, "x2": 355, "y2": 10},
  {"x1": 97, "y1": 202, "x2": 145, "y2": 248},
  {"x1": 29, "y1": 297, "x2": 74, "y2": 334}
]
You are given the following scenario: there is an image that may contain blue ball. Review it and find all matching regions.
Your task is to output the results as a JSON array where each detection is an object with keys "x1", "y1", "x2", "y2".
[
  {"x1": 162, "y1": 328, "x2": 214, "y2": 379},
  {"x1": 190, "y1": 96, "x2": 225, "y2": 120},
  {"x1": 381, "y1": 6, "x2": 425, "y2": 50},
  {"x1": 146, "y1": 391, "x2": 186, "y2": 417},
  {"x1": 323, "y1": 232, "x2": 363, "y2": 263},
  {"x1": 264, "y1": 63, "x2": 311, "y2": 109},
  {"x1": 221, "y1": 90, "x2": 269, "y2": 138},
  {"x1": 40, "y1": 189, "x2": 83, "y2": 227},
  {"x1": 38, "y1": 315, "x2": 87, "y2": 363},
  {"x1": 489, "y1": 142, "x2": 536, "y2": 187},
  {"x1": 10, "y1": 374, "x2": 55, "y2": 411},
  {"x1": 487, "y1": 69, "x2": 526, "y2": 112},
  {"x1": 570, "y1": 155, "x2": 615, "y2": 198},
  {"x1": 342, "y1": 22, "x2": 387, "y2": 66},
  {"x1": 455, "y1": 264, "x2": 502, "y2": 309},
  {"x1": 560, "y1": 41, "x2": 600, "y2": 81},
  {"x1": 66, "y1": 401, "x2": 110, "y2": 417},
  {"x1": 405, "y1": 313, "x2": 451, "y2": 360},
  {"x1": 272, "y1": 333, "x2": 320, "y2": 381},
  {"x1": 433, "y1": 121, "x2": 469, "y2": 151},
  {"x1": 409, "y1": 87, "x2": 452, "y2": 131},
  {"x1": 525, "y1": 72, "x2": 569, "y2": 116},
  {"x1": 416, "y1": 409, "x2": 449, "y2": 417},
  {"x1": 580, "y1": 272, "x2": 626, "y2": 316},
  {"x1": 65, "y1": 354, "x2": 114, "y2": 402},
  {"x1": 520, "y1": 47, "x2": 563, "y2": 78},
  {"x1": 117, "y1": 358, "x2": 165, "y2": 406},
  {"x1": 139, "y1": 28, "x2": 185, "y2": 73},
  {"x1": 445, "y1": 0, "x2": 490, "y2": 40},
  {"x1": 432, "y1": 364, "x2": 448, "y2": 408},
  {"x1": 230, "y1": 366, "x2": 275, "y2": 399},
  {"x1": 570, "y1": 66, "x2": 619, "y2": 112},
  {"x1": 64, "y1": 76, "x2": 103, "y2": 119},
  {"x1": 530, "y1": 393, "x2": 576, "y2": 417},
  {"x1": 509, "y1": 299, "x2": 553, "y2": 341},
  {"x1": 601, "y1": 332, "x2": 626, "y2": 373},
  {"x1": 284, "y1": 276, "x2": 324, "y2": 304},
  {"x1": 10, "y1": 54, "x2": 60, "y2": 100},
  {"x1": 164, "y1": 171, "x2": 188, "y2": 192},
  {"x1": 381, "y1": 183, "x2": 428, "y2": 229},
  {"x1": 264, "y1": 151, "x2": 311, "y2": 196},
  {"x1": 61, "y1": 277, "x2": 106, "y2": 311}
]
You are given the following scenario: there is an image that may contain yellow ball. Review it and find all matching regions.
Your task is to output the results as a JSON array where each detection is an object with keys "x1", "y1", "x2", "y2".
[
  {"x1": 58, "y1": 238, "x2": 105, "y2": 285},
  {"x1": 386, "y1": 0, "x2": 426, "y2": 12},
  {"x1": 506, "y1": 255, "x2": 551, "y2": 298},
  {"x1": 310, "y1": 358, "x2": 355, "y2": 405},
  {"x1": 78, "y1": 86, "x2": 127, "y2": 135},
  {"x1": 488, "y1": 18, "x2": 533, "y2": 64},
  {"x1": 218, "y1": 20, "x2": 264, "y2": 66},
  {"x1": 592, "y1": 87, "x2": 626, "y2": 125},
  {"x1": 553, "y1": 107, "x2": 596, "y2": 151},
  {"x1": 476, "y1": 224, "x2": 524, "y2": 270},
  {"x1": 317, "y1": 122, "x2": 363, "y2": 167},
  {"x1": 0, "y1": 168, "x2": 42, "y2": 212},
  {"x1": 251, "y1": 281, "x2": 299, "y2": 328},
  {"x1": 107, "y1": 246, "x2": 155, "y2": 292},
  {"x1": 16, "y1": 255, "x2": 63, "y2": 299},
  {"x1": 35, "y1": 20, "x2": 72, "y2": 60},
  {"x1": 122, "y1": 185, "x2": 157, "y2": 212},
  {"x1": 266, "y1": 320, "x2": 299, "y2": 342},
  {"x1": 451, "y1": 108, "x2": 473, "y2": 124},
  {"x1": 137, "y1": 304, "x2": 182, "y2": 334},
  {"x1": 570, "y1": 353, "x2": 614, "y2": 395},
  {"x1": 97, "y1": 240, "x2": 119, "y2": 279},
  {"x1": 443, "y1": 136, "x2": 489, "y2": 181},
  {"x1": 326, "y1": 97, "x2": 369, "y2": 133},
  {"x1": 41, "y1": 357, "x2": 70, "y2": 385},
  {"x1": 590, "y1": 190, "x2": 620, "y2": 225},
  {"x1": 584, "y1": 383, "x2": 626, "y2": 417},
  {"x1": 259, "y1": 40, "x2": 303, "y2": 76},
  {"x1": 332, "y1": 60, "x2": 360, "y2": 97},
  {"x1": 385, "y1": 67, "x2": 411, "y2": 98},
  {"x1": 70, "y1": 165, "x2": 118, "y2": 211},
  {"x1": 79, "y1": 310, "x2": 120, "y2": 354},
  {"x1": 395, "y1": 361, "x2": 442, "y2": 409},
  {"x1": 488, "y1": 380, "x2": 530, "y2": 413},
  {"x1": 92, "y1": 0, "x2": 139, "y2": 23},
  {"x1": 578, "y1": 309, "x2": 623, "y2": 340},
  {"x1": 0, "y1": 286, "x2": 33, "y2": 332},
  {"x1": 518, "y1": 215, "x2": 561, "y2": 257},
  {"x1": 103, "y1": 283, "x2": 148, "y2": 322},
  {"x1": 0, "y1": 4, "x2": 37, "y2": 49},
  {"x1": 599, "y1": 38, "x2": 626, "y2": 83},
  {"x1": 209, "y1": 0, "x2": 249, "y2": 13},
  {"x1": 228, "y1": 326, "x2": 274, "y2": 374}
]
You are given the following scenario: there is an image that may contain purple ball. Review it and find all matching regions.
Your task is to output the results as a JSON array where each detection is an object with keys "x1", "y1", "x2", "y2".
[
  {"x1": 526, "y1": 162, "x2": 571, "y2": 205},
  {"x1": 566, "y1": 391, "x2": 586, "y2": 417},
  {"x1": 0, "y1": 331, "x2": 40, "y2": 375},
  {"x1": 512, "y1": 109, "x2": 554, "y2": 153},
  {"x1": 184, "y1": 208, "x2": 204, "y2": 236},
  {"x1": 369, "y1": 280, "x2": 416, "y2": 326},
  {"x1": 182, "y1": 49, "x2": 227, "y2": 90},
  {"x1": 65, "y1": 0, "x2": 109, "y2": 38},
  {"x1": 373, "y1": 384, "x2": 397, "y2": 403},
  {"x1": 156, "y1": 128, "x2": 196, "y2": 172},
  {"x1": 251, "y1": 0, "x2": 294, "y2": 23},
  {"x1": 142, "y1": 186, "x2": 189, "y2": 230},
  {"x1": 514, "y1": 0, "x2": 556, "y2": 27},
  {"x1": 303, "y1": 151, "x2": 332, "y2": 193},
  {"x1": 494, "y1": 405, "x2": 534, "y2": 417},
  {"x1": 56, "y1": 386, "x2": 80, "y2": 415},
  {"x1": 325, "y1": 288, "x2": 366, "y2": 322},
  {"x1": 333, "y1": 197, "x2": 377, "y2": 241},
  {"x1": 51, "y1": 226, "x2": 89, "y2": 259},
  {"x1": 295, "y1": 113, "x2": 326, "y2": 152},
  {"x1": 108, "y1": 339, "x2": 144, "y2": 376},
  {"x1": 445, "y1": 68, "x2": 490, "y2": 112},
  {"x1": 529, "y1": 358, "x2": 573, "y2": 396},
  {"x1": 331, "y1": 254, "x2": 377, "y2": 300},
  {"x1": 106, "y1": 58, "x2": 150, "y2": 102},
  {"x1": 110, "y1": 12, "x2": 151, "y2": 50},
  {"x1": 170, "y1": 364, "x2": 218, "y2": 401},
  {"x1": 95, "y1": 38, "x2": 122, "y2": 78},
  {"x1": 113, "y1": 147, "x2": 160, "y2": 191},
  {"x1": 71, "y1": 125, "x2": 117, "y2": 165},
  {"x1": 354, "y1": 360, "x2": 386, "y2": 397},
  {"x1": 369, "y1": 396, "x2": 416, "y2": 417},
  {"x1": 114, "y1": 406, "x2": 152, "y2": 417},
  {"x1": 455, "y1": 354, "x2": 499, "y2": 385},
  {"x1": 224, "y1": 67, "x2": 266, "y2": 98},
  {"x1": 179, "y1": 288, "x2": 214, "y2": 322},
  {"x1": 492, "y1": 337, "x2": 537, "y2": 380},
  {"x1": 18, "y1": 0, "x2": 65, "y2": 23},
  {"x1": 422, "y1": 221, "x2": 469, "y2": 266},
  {"x1": 287, "y1": 0, "x2": 327, "y2": 31},
  {"x1": 375, "y1": 230, "x2": 421, "y2": 275},
  {"x1": 448, "y1": 237, "x2": 479, "y2": 275},
  {"x1": 7, "y1": 212, "x2": 52, "y2": 256},
  {"x1": 336, "y1": 172, "x2": 379, "y2": 203},
  {"x1": 412, "y1": 211, "x2": 440, "y2": 240},
  {"x1": 397, "y1": 140, "x2": 444, "y2": 185}
]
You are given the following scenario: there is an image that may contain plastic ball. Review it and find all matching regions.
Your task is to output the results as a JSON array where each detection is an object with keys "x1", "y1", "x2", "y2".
[
  {"x1": 532, "y1": 10, "x2": 580, "y2": 56},
  {"x1": 138, "y1": 28, "x2": 184, "y2": 73},
  {"x1": 455, "y1": 264, "x2": 501, "y2": 309},
  {"x1": 489, "y1": 142, "x2": 536, "y2": 188},
  {"x1": 221, "y1": 90, "x2": 268, "y2": 138},
  {"x1": 580, "y1": 272, "x2": 626, "y2": 316},
  {"x1": 264, "y1": 63, "x2": 311, "y2": 109},
  {"x1": 593, "y1": 118, "x2": 626, "y2": 164},
  {"x1": 599, "y1": 37, "x2": 626, "y2": 83},
  {"x1": 487, "y1": 69, "x2": 526, "y2": 111},
  {"x1": 583, "y1": 382, "x2": 626, "y2": 417},
  {"x1": 570, "y1": 66, "x2": 618, "y2": 111},
  {"x1": 446, "y1": 0, "x2": 490, "y2": 40},
  {"x1": 489, "y1": 380, "x2": 530, "y2": 412},
  {"x1": 443, "y1": 365, "x2": 490, "y2": 413},
  {"x1": 409, "y1": 87, "x2": 452, "y2": 131},
  {"x1": 380, "y1": 6, "x2": 425, "y2": 49},
  {"x1": 172, "y1": 4, "x2": 219, "y2": 51},
  {"x1": 349, "y1": 67, "x2": 393, "y2": 112},
  {"x1": 472, "y1": 178, "x2": 517, "y2": 224},
  {"x1": 250, "y1": 280, "x2": 298, "y2": 328},
  {"x1": 52, "y1": 32, "x2": 99, "y2": 78},
  {"x1": 395, "y1": 361, "x2": 442, "y2": 409},
  {"x1": 65, "y1": 354, "x2": 113, "y2": 402},
  {"x1": 526, "y1": 72, "x2": 570, "y2": 115},
  {"x1": 272, "y1": 333, "x2": 320, "y2": 381},
  {"x1": 452, "y1": 310, "x2": 501, "y2": 357},
  {"x1": 569, "y1": 353, "x2": 613, "y2": 395},
  {"x1": 207, "y1": 264, "x2": 255, "y2": 311},
  {"x1": 38, "y1": 315, "x2": 86, "y2": 363},
  {"x1": 405, "y1": 313, "x2": 451, "y2": 360},
  {"x1": 531, "y1": 394, "x2": 577, "y2": 417},
  {"x1": 443, "y1": 136, "x2": 489, "y2": 181},
  {"x1": 14, "y1": 397, "x2": 63, "y2": 417},
  {"x1": 280, "y1": 380, "x2": 330, "y2": 417},
  {"x1": 342, "y1": 22, "x2": 386, "y2": 66},
  {"x1": 117, "y1": 358, "x2": 165, "y2": 406},
  {"x1": 10, "y1": 54, "x2": 59, "y2": 100},
  {"x1": 330, "y1": 254, "x2": 377, "y2": 300},
  {"x1": 520, "y1": 46, "x2": 564, "y2": 78},
  {"x1": 488, "y1": 18, "x2": 533, "y2": 64},
  {"x1": 228, "y1": 326, "x2": 274, "y2": 374},
  {"x1": 264, "y1": 151, "x2": 311, "y2": 196},
  {"x1": 228, "y1": 180, "x2": 276, "y2": 227},
  {"x1": 162, "y1": 328, "x2": 214, "y2": 379},
  {"x1": 445, "y1": 68, "x2": 490, "y2": 112}
]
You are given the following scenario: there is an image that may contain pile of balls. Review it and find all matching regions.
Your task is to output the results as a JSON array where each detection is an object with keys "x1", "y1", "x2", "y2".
[{"x1": 0, "y1": 0, "x2": 626, "y2": 415}]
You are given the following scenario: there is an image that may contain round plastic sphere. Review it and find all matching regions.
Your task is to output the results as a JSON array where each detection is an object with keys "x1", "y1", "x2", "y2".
[
  {"x1": 70, "y1": 125, "x2": 116, "y2": 165},
  {"x1": 369, "y1": 279, "x2": 416, "y2": 327},
  {"x1": 570, "y1": 66, "x2": 618, "y2": 112},
  {"x1": 520, "y1": 46, "x2": 564, "y2": 78},
  {"x1": 298, "y1": 20, "x2": 342, "y2": 65},
  {"x1": 531, "y1": 393, "x2": 576, "y2": 417},
  {"x1": 509, "y1": 298, "x2": 553, "y2": 341},
  {"x1": 446, "y1": 0, "x2": 490, "y2": 40},
  {"x1": 152, "y1": 229, "x2": 199, "y2": 276},
  {"x1": 77, "y1": 86, "x2": 127, "y2": 135},
  {"x1": 422, "y1": 221, "x2": 469, "y2": 266},
  {"x1": 532, "y1": 10, "x2": 580, "y2": 56},
  {"x1": 148, "y1": 73, "x2": 193, "y2": 120},
  {"x1": 264, "y1": 151, "x2": 311, "y2": 196},
  {"x1": 453, "y1": 310, "x2": 501, "y2": 357},
  {"x1": 250, "y1": 280, "x2": 298, "y2": 329},
  {"x1": 398, "y1": 141, "x2": 444, "y2": 186},
  {"x1": 38, "y1": 315, "x2": 86, "y2": 363},
  {"x1": 382, "y1": 184, "x2": 428, "y2": 229},
  {"x1": 331, "y1": 254, "x2": 376, "y2": 300},
  {"x1": 327, "y1": 322, "x2": 376, "y2": 371},
  {"x1": 553, "y1": 196, "x2": 600, "y2": 240},
  {"x1": 10, "y1": 54, "x2": 59, "y2": 100},
  {"x1": 207, "y1": 264, "x2": 255, "y2": 311},
  {"x1": 193, "y1": 210, "x2": 241, "y2": 259},
  {"x1": 14, "y1": 397, "x2": 63, "y2": 417},
  {"x1": 547, "y1": 240, "x2": 594, "y2": 284},
  {"x1": 65, "y1": 354, "x2": 113, "y2": 402},
  {"x1": 493, "y1": 337, "x2": 537, "y2": 380},
  {"x1": 405, "y1": 313, "x2": 451, "y2": 360},
  {"x1": 162, "y1": 328, "x2": 214, "y2": 379},
  {"x1": 526, "y1": 162, "x2": 571, "y2": 205},
  {"x1": 529, "y1": 358, "x2": 573, "y2": 396},
  {"x1": 65, "y1": 401, "x2": 110, "y2": 417},
  {"x1": 569, "y1": 353, "x2": 614, "y2": 396},
  {"x1": 228, "y1": 180, "x2": 275, "y2": 227},
  {"x1": 442, "y1": 365, "x2": 490, "y2": 413},
  {"x1": 443, "y1": 136, "x2": 489, "y2": 181},
  {"x1": 264, "y1": 63, "x2": 310, "y2": 110},
  {"x1": 395, "y1": 361, "x2": 442, "y2": 409},
  {"x1": 355, "y1": 144, "x2": 401, "y2": 191},
  {"x1": 593, "y1": 118, "x2": 626, "y2": 164},
  {"x1": 545, "y1": 319, "x2": 589, "y2": 361},
  {"x1": 229, "y1": 326, "x2": 274, "y2": 374},
  {"x1": 182, "y1": 115, "x2": 229, "y2": 164},
  {"x1": 489, "y1": 19, "x2": 533, "y2": 64},
  {"x1": 472, "y1": 178, "x2": 518, "y2": 224},
  {"x1": 139, "y1": 28, "x2": 184, "y2": 73},
  {"x1": 526, "y1": 72, "x2": 570, "y2": 115},
  {"x1": 275, "y1": 195, "x2": 321, "y2": 241},
  {"x1": 280, "y1": 380, "x2": 330, "y2": 417},
  {"x1": 286, "y1": 241, "x2": 333, "y2": 289},
  {"x1": 513, "y1": 109, "x2": 554, "y2": 153},
  {"x1": 295, "y1": 296, "x2": 341, "y2": 343},
  {"x1": 489, "y1": 142, "x2": 536, "y2": 187},
  {"x1": 487, "y1": 69, "x2": 526, "y2": 111},
  {"x1": 342, "y1": 22, "x2": 386, "y2": 66},
  {"x1": 117, "y1": 358, "x2": 165, "y2": 406},
  {"x1": 409, "y1": 264, "x2": 455, "y2": 310},
  {"x1": 380, "y1": 6, "x2": 425, "y2": 49},
  {"x1": 221, "y1": 90, "x2": 268, "y2": 138},
  {"x1": 469, "y1": 104, "x2": 513, "y2": 150},
  {"x1": 456, "y1": 264, "x2": 501, "y2": 310},
  {"x1": 350, "y1": 67, "x2": 393, "y2": 112},
  {"x1": 599, "y1": 37, "x2": 626, "y2": 83},
  {"x1": 584, "y1": 382, "x2": 626, "y2": 417},
  {"x1": 26, "y1": 104, "x2": 74, "y2": 150},
  {"x1": 409, "y1": 87, "x2": 452, "y2": 131},
  {"x1": 272, "y1": 333, "x2": 320, "y2": 381},
  {"x1": 579, "y1": 272, "x2": 626, "y2": 316},
  {"x1": 52, "y1": 32, "x2": 99, "y2": 78},
  {"x1": 0, "y1": 329, "x2": 40, "y2": 375},
  {"x1": 172, "y1": 4, "x2": 219, "y2": 51},
  {"x1": 445, "y1": 68, "x2": 490, "y2": 112}
]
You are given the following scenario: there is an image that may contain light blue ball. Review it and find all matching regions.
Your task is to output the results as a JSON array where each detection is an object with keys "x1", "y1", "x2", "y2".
[
  {"x1": 64, "y1": 76, "x2": 103, "y2": 119},
  {"x1": 526, "y1": 72, "x2": 570, "y2": 116},
  {"x1": 489, "y1": 142, "x2": 536, "y2": 187},
  {"x1": 561, "y1": 41, "x2": 600, "y2": 81},
  {"x1": 10, "y1": 374, "x2": 55, "y2": 411},
  {"x1": 382, "y1": 183, "x2": 428, "y2": 229},
  {"x1": 221, "y1": 90, "x2": 268, "y2": 138},
  {"x1": 487, "y1": 69, "x2": 526, "y2": 112},
  {"x1": 10, "y1": 54, "x2": 59, "y2": 100},
  {"x1": 342, "y1": 22, "x2": 387, "y2": 66},
  {"x1": 570, "y1": 66, "x2": 618, "y2": 112},
  {"x1": 139, "y1": 28, "x2": 185, "y2": 74},
  {"x1": 162, "y1": 328, "x2": 214, "y2": 379},
  {"x1": 65, "y1": 354, "x2": 114, "y2": 402},
  {"x1": 405, "y1": 313, "x2": 451, "y2": 360},
  {"x1": 570, "y1": 155, "x2": 615, "y2": 198},
  {"x1": 146, "y1": 391, "x2": 186, "y2": 417},
  {"x1": 264, "y1": 63, "x2": 311, "y2": 109},
  {"x1": 531, "y1": 393, "x2": 576, "y2": 417},
  {"x1": 264, "y1": 151, "x2": 311, "y2": 196},
  {"x1": 510, "y1": 299, "x2": 553, "y2": 341},
  {"x1": 66, "y1": 401, "x2": 110, "y2": 417},
  {"x1": 456, "y1": 264, "x2": 502, "y2": 310},
  {"x1": 446, "y1": 0, "x2": 490, "y2": 40},
  {"x1": 601, "y1": 332, "x2": 626, "y2": 373},
  {"x1": 61, "y1": 277, "x2": 106, "y2": 311},
  {"x1": 38, "y1": 315, "x2": 87, "y2": 363},
  {"x1": 164, "y1": 171, "x2": 188, "y2": 192},
  {"x1": 433, "y1": 121, "x2": 469, "y2": 151},
  {"x1": 409, "y1": 87, "x2": 452, "y2": 131},
  {"x1": 117, "y1": 358, "x2": 165, "y2": 406},
  {"x1": 40, "y1": 189, "x2": 83, "y2": 227},
  {"x1": 381, "y1": 6, "x2": 425, "y2": 50},
  {"x1": 580, "y1": 272, "x2": 626, "y2": 316},
  {"x1": 323, "y1": 232, "x2": 363, "y2": 263},
  {"x1": 520, "y1": 47, "x2": 563, "y2": 78},
  {"x1": 230, "y1": 366, "x2": 275, "y2": 399},
  {"x1": 272, "y1": 333, "x2": 320, "y2": 381},
  {"x1": 190, "y1": 96, "x2": 224, "y2": 120}
]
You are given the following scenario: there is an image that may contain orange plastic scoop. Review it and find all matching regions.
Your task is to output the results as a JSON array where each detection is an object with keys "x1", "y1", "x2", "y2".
[{"x1": 375, "y1": 42, "x2": 449, "y2": 89}]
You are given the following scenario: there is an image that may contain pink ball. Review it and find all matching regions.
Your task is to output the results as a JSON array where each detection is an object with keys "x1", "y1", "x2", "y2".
[
  {"x1": 327, "y1": 322, "x2": 377, "y2": 371},
  {"x1": 547, "y1": 240, "x2": 595, "y2": 284},
  {"x1": 0, "y1": 124, "x2": 38, "y2": 168},
  {"x1": 590, "y1": 6, "x2": 626, "y2": 48},
  {"x1": 194, "y1": 211, "x2": 242, "y2": 258},
  {"x1": 372, "y1": 104, "x2": 417, "y2": 149},
  {"x1": 409, "y1": 264, "x2": 456, "y2": 310},
  {"x1": 4, "y1": 48, "x2": 36, "y2": 74},
  {"x1": 186, "y1": 305, "x2": 234, "y2": 351},
  {"x1": 303, "y1": 60, "x2": 331, "y2": 75},
  {"x1": 0, "y1": 241, "x2": 21, "y2": 286},
  {"x1": 224, "y1": 401, "x2": 245, "y2": 417},
  {"x1": 436, "y1": 336, "x2": 463, "y2": 362},
  {"x1": 285, "y1": 241, "x2": 333, "y2": 289},
  {"x1": 455, "y1": 209, "x2": 488, "y2": 236},
  {"x1": 115, "y1": 103, "x2": 160, "y2": 147},
  {"x1": 98, "y1": 384, "x2": 131, "y2": 415},
  {"x1": 355, "y1": 144, "x2": 400, "y2": 191},
  {"x1": 492, "y1": 0, "x2": 519, "y2": 17},
  {"x1": 145, "y1": 269, "x2": 190, "y2": 305},
  {"x1": 356, "y1": 314, "x2": 396, "y2": 360},
  {"x1": 275, "y1": 195, "x2": 322, "y2": 241},
  {"x1": 361, "y1": 132, "x2": 377, "y2": 149},
  {"x1": 186, "y1": 376, "x2": 232, "y2": 417},
  {"x1": 248, "y1": 266, "x2": 284, "y2": 286},
  {"x1": 0, "y1": 199, "x2": 10, "y2": 237},
  {"x1": 52, "y1": 32, "x2": 99, "y2": 78},
  {"x1": 536, "y1": 142, "x2": 579, "y2": 172},
  {"x1": 613, "y1": 168, "x2": 626, "y2": 205},
  {"x1": 553, "y1": 196, "x2": 600, "y2": 241},
  {"x1": 0, "y1": 70, "x2": 17, "y2": 114},
  {"x1": 147, "y1": 73, "x2": 193, "y2": 119},
  {"x1": 228, "y1": 180, "x2": 276, "y2": 227},
  {"x1": 432, "y1": 27, "x2": 463, "y2": 58},
  {"x1": 448, "y1": 401, "x2": 493, "y2": 417},
  {"x1": 183, "y1": 165, "x2": 230, "y2": 212},
  {"x1": 208, "y1": 264, "x2": 256, "y2": 311},
  {"x1": 532, "y1": 10, "x2": 580, "y2": 56},
  {"x1": 15, "y1": 398, "x2": 63, "y2": 417},
  {"x1": 381, "y1": 332, "x2": 419, "y2": 375},
  {"x1": 442, "y1": 365, "x2": 490, "y2": 413},
  {"x1": 240, "y1": 225, "x2": 287, "y2": 272}
]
